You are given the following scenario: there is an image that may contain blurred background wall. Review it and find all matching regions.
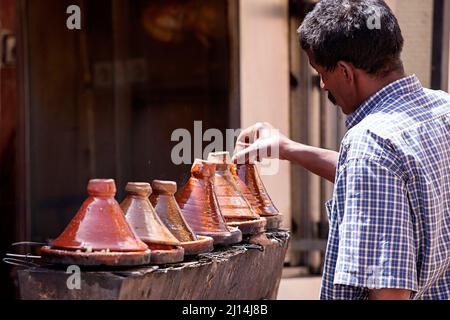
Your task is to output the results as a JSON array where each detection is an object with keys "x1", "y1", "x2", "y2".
[{"x1": 239, "y1": 0, "x2": 291, "y2": 231}]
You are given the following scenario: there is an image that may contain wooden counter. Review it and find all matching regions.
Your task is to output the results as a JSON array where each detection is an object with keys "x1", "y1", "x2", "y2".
[{"x1": 18, "y1": 231, "x2": 290, "y2": 300}]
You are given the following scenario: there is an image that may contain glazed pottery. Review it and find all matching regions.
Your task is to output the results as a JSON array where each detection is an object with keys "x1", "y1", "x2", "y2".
[
  {"x1": 208, "y1": 152, "x2": 267, "y2": 235},
  {"x1": 41, "y1": 179, "x2": 151, "y2": 266},
  {"x1": 121, "y1": 182, "x2": 184, "y2": 264},
  {"x1": 236, "y1": 164, "x2": 283, "y2": 230},
  {"x1": 175, "y1": 159, "x2": 242, "y2": 245},
  {"x1": 207, "y1": 152, "x2": 259, "y2": 220},
  {"x1": 150, "y1": 180, "x2": 214, "y2": 255},
  {"x1": 229, "y1": 164, "x2": 262, "y2": 216}
]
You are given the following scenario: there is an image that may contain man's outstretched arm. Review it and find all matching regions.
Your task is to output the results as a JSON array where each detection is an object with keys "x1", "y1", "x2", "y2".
[
  {"x1": 232, "y1": 122, "x2": 339, "y2": 183},
  {"x1": 282, "y1": 141, "x2": 339, "y2": 183}
]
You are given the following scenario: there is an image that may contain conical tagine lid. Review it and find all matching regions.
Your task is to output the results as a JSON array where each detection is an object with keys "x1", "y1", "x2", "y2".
[
  {"x1": 207, "y1": 152, "x2": 260, "y2": 221},
  {"x1": 51, "y1": 179, "x2": 149, "y2": 252},
  {"x1": 229, "y1": 163, "x2": 263, "y2": 216},
  {"x1": 175, "y1": 159, "x2": 232, "y2": 236},
  {"x1": 150, "y1": 180, "x2": 197, "y2": 243},
  {"x1": 120, "y1": 182, "x2": 180, "y2": 246},
  {"x1": 236, "y1": 164, "x2": 280, "y2": 217}
]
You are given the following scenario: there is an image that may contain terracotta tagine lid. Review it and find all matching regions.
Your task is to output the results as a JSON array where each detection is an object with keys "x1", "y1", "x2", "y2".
[
  {"x1": 207, "y1": 152, "x2": 260, "y2": 221},
  {"x1": 50, "y1": 179, "x2": 149, "y2": 252},
  {"x1": 229, "y1": 163, "x2": 263, "y2": 216},
  {"x1": 175, "y1": 159, "x2": 242, "y2": 245},
  {"x1": 150, "y1": 180, "x2": 214, "y2": 255},
  {"x1": 149, "y1": 180, "x2": 197, "y2": 243},
  {"x1": 235, "y1": 164, "x2": 280, "y2": 217},
  {"x1": 120, "y1": 182, "x2": 180, "y2": 247}
]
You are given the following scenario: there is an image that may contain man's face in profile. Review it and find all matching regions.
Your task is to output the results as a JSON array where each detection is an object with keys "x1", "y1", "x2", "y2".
[
  {"x1": 307, "y1": 51, "x2": 341, "y2": 110},
  {"x1": 306, "y1": 50, "x2": 359, "y2": 115},
  {"x1": 317, "y1": 65, "x2": 340, "y2": 108}
]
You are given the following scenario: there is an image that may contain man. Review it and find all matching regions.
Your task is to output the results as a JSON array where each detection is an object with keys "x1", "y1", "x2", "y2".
[{"x1": 233, "y1": 0, "x2": 450, "y2": 300}]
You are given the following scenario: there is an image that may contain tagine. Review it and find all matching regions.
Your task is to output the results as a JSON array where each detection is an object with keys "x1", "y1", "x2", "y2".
[
  {"x1": 40, "y1": 179, "x2": 151, "y2": 266},
  {"x1": 175, "y1": 159, "x2": 242, "y2": 245},
  {"x1": 120, "y1": 182, "x2": 184, "y2": 264},
  {"x1": 207, "y1": 152, "x2": 266, "y2": 235},
  {"x1": 150, "y1": 180, "x2": 214, "y2": 255}
]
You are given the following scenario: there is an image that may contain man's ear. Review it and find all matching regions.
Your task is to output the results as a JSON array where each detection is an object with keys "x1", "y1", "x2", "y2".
[{"x1": 337, "y1": 61, "x2": 355, "y2": 83}]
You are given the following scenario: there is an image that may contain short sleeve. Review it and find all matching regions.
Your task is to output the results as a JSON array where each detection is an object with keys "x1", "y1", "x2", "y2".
[{"x1": 332, "y1": 158, "x2": 418, "y2": 293}]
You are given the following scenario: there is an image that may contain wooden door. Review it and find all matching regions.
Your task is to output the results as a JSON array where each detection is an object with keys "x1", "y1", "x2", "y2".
[{"x1": 22, "y1": 0, "x2": 239, "y2": 243}]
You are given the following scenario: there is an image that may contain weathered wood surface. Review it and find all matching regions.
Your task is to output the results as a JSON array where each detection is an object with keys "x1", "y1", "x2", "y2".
[{"x1": 18, "y1": 231, "x2": 290, "y2": 300}]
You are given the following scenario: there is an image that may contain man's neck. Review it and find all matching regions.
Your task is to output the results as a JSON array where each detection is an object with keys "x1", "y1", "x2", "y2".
[{"x1": 354, "y1": 70, "x2": 406, "y2": 109}]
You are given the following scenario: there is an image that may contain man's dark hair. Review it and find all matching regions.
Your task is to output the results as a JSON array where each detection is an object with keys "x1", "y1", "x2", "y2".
[{"x1": 298, "y1": 0, "x2": 404, "y2": 77}]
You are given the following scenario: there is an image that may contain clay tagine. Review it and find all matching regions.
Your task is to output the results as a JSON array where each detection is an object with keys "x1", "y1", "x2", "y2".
[
  {"x1": 120, "y1": 182, "x2": 184, "y2": 265},
  {"x1": 150, "y1": 180, "x2": 214, "y2": 255},
  {"x1": 175, "y1": 159, "x2": 242, "y2": 245},
  {"x1": 207, "y1": 152, "x2": 267, "y2": 235},
  {"x1": 40, "y1": 179, "x2": 151, "y2": 266},
  {"x1": 229, "y1": 164, "x2": 262, "y2": 215},
  {"x1": 235, "y1": 163, "x2": 283, "y2": 230}
]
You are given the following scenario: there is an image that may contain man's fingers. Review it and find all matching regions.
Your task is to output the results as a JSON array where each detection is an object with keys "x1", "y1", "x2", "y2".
[
  {"x1": 233, "y1": 141, "x2": 251, "y2": 157},
  {"x1": 236, "y1": 122, "x2": 272, "y2": 144},
  {"x1": 233, "y1": 123, "x2": 279, "y2": 163},
  {"x1": 232, "y1": 142, "x2": 261, "y2": 164},
  {"x1": 236, "y1": 125, "x2": 257, "y2": 144}
]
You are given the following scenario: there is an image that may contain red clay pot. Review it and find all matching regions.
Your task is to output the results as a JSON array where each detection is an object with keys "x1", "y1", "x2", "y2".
[
  {"x1": 207, "y1": 152, "x2": 260, "y2": 221},
  {"x1": 51, "y1": 179, "x2": 149, "y2": 252},
  {"x1": 229, "y1": 164, "x2": 263, "y2": 216},
  {"x1": 149, "y1": 180, "x2": 197, "y2": 243},
  {"x1": 175, "y1": 159, "x2": 242, "y2": 245},
  {"x1": 235, "y1": 164, "x2": 280, "y2": 217},
  {"x1": 150, "y1": 180, "x2": 214, "y2": 255},
  {"x1": 120, "y1": 182, "x2": 180, "y2": 247}
]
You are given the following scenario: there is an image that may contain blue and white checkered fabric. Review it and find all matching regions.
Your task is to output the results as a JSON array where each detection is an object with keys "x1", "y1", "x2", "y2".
[{"x1": 321, "y1": 75, "x2": 450, "y2": 300}]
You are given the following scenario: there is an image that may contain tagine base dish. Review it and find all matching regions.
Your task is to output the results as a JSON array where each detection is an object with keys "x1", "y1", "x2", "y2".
[
  {"x1": 149, "y1": 246, "x2": 185, "y2": 265},
  {"x1": 40, "y1": 247, "x2": 151, "y2": 267},
  {"x1": 180, "y1": 236, "x2": 214, "y2": 256},
  {"x1": 197, "y1": 227, "x2": 242, "y2": 246},
  {"x1": 226, "y1": 217, "x2": 267, "y2": 235}
]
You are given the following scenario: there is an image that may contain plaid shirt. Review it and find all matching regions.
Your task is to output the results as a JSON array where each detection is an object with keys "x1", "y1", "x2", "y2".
[{"x1": 321, "y1": 75, "x2": 450, "y2": 300}]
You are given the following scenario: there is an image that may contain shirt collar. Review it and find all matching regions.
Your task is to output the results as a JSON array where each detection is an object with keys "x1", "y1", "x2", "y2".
[{"x1": 345, "y1": 75, "x2": 423, "y2": 130}]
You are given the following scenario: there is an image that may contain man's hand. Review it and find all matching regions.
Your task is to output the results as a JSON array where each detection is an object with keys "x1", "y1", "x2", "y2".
[
  {"x1": 232, "y1": 122, "x2": 290, "y2": 164},
  {"x1": 232, "y1": 122, "x2": 339, "y2": 183}
]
